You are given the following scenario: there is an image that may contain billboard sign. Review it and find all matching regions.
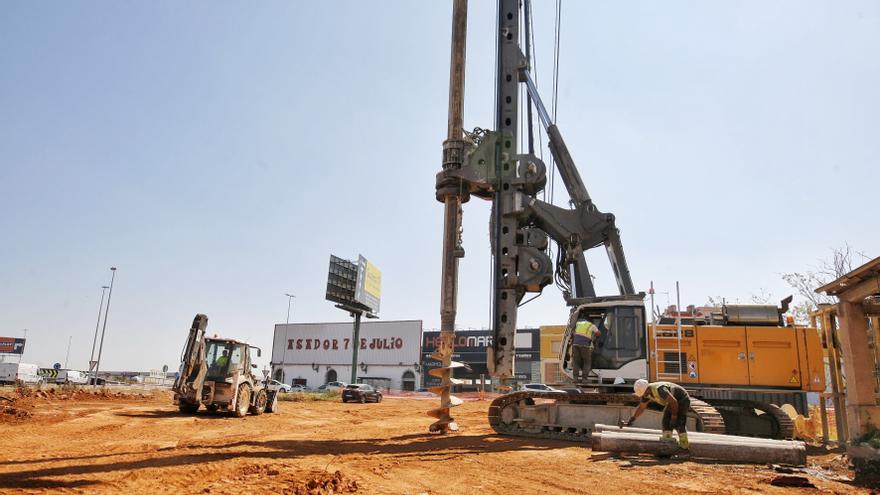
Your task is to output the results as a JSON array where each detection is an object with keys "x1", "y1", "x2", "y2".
[
  {"x1": 0, "y1": 337, "x2": 26, "y2": 355},
  {"x1": 421, "y1": 329, "x2": 540, "y2": 385},
  {"x1": 325, "y1": 255, "x2": 360, "y2": 308},
  {"x1": 355, "y1": 255, "x2": 381, "y2": 313}
]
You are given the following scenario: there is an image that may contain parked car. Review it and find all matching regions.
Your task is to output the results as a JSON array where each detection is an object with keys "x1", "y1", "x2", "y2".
[
  {"x1": 316, "y1": 381, "x2": 347, "y2": 392},
  {"x1": 556, "y1": 387, "x2": 582, "y2": 394},
  {"x1": 521, "y1": 383, "x2": 564, "y2": 393},
  {"x1": 341, "y1": 384, "x2": 383, "y2": 403},
  {"x1": 266, "y1": 380, "x2": 292, "y2": 393},
  {"x1": 289, "y1": 384, "x2": 307, "y2": 392}
]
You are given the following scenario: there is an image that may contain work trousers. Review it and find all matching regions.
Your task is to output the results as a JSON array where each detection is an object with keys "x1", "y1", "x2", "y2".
[
  {"x1": 661, "y1": 396, "x2": 690, "y2": 433},
  {"x1": 571, "y1": 345, "x2": 593, "y2": 383}
]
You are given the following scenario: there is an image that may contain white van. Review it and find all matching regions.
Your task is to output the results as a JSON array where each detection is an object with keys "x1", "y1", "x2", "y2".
[
  {"x1": 58, "y1": 369, "x2": 90, "y2": 385},
  {"x1": 0, "y1": 363, "x2": 42, "y2": 385}
]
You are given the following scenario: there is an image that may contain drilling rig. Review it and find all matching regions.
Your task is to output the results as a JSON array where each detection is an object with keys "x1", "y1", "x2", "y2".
[{"x1": 430, "y1": 0, "x2": 824, "y2": 439}]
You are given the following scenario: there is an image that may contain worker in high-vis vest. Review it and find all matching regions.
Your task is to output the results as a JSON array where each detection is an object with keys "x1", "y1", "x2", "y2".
[
  {"x1": 624, "y1": 379, "x2": 691, "y2": 449},
  {"x1": 215, "y1": 350, "x2": 230, "y2": 369},
  {"x1": 570, "y1": 318, "x2": 601, "y2": 383}
]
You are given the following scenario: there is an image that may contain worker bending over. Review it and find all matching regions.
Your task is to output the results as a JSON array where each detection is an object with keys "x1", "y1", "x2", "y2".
[
  {"x1": 625, "y1": 379, "x2": 691, "y2": 449},
  {"x1": 571, "y1": 318, "x2": 601, "y2": 384}
]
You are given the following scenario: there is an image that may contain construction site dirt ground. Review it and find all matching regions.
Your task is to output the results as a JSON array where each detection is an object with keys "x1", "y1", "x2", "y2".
[{"x1": 0, "y1": 389, "x2": 872, "y2": 494}]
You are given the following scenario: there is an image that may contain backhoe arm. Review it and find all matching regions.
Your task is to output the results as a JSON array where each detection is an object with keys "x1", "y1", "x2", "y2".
[{"x1": 172, "y1": 314, "x2": 209, "y2": 398}]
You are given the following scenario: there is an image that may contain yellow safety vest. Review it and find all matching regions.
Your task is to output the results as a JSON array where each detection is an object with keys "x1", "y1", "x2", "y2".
[
  {"x1": 573, "y1": 321, "x2": 598, "y2": 346},
  {"x1": 645, "y1": 381, "x2": 684, "y2": 407}
]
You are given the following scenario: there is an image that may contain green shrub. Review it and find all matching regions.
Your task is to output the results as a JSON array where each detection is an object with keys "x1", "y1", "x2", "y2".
[
  {"x1": 855, "y1": 425, "x2": 880, "y2": 449},
  {"x1": 277, "y1": 390, "x2": 341, "y2": 402}
]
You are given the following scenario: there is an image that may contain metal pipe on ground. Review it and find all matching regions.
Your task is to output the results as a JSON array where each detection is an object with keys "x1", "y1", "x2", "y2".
[
  {"x1": 591, "y1": 431, "x2": 806, "y2": 466},
  {"x1": 593, "y1": 424, "x2": 802, "y2": 446}
]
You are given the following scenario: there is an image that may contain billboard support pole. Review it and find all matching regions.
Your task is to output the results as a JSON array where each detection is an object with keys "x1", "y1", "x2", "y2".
[
  {"x1": 18, "y1": 329, "x2": 27, "y2": 364},
  {"x1": 350, "y1": 311, "x2": 362, "y2": 384},
  {"x1": 326, "y1": 254, "x2": 379, "y2": 385}
]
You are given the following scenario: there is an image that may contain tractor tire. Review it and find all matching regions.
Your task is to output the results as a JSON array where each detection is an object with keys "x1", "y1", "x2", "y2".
[
  {"x1": 250, "y1": 390, "x2": 268, "y2": 415},
  {"x1": 265, "y1": 391, "x2": 278, "y2": 413},
  {"x1": 179, "y1": 402, "x2": 200, "y2": 414},
  {"x1": 233, "y1": 384, "x2": 251, "y2": 418}
]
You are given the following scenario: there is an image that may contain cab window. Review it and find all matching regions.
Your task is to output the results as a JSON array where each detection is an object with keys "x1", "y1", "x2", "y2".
[
  {"x1": 229, "y1": 345, "x2": 245, "y2": 370},
  {"x1": 591, "y1": 306, "x2": 646, "y2": 369}
]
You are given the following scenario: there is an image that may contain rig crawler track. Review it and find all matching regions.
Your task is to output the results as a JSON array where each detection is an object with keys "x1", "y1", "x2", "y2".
[
  {"x1": 707, "y1": 399, "x2": 796, "y2": 440},
  {"x1": 488, "y1": 391, "x2": 726, "y2": 442}
]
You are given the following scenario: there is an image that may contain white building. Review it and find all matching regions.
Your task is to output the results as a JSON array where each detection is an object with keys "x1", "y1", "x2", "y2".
[{"x1": 270, "y1": 319, "x2": 422, "y2": 391}]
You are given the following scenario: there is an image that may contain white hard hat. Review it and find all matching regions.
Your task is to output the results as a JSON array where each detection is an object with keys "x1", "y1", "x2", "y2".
[{"x1": 633, "y1": 379, "x2": 649, "y2": 397}]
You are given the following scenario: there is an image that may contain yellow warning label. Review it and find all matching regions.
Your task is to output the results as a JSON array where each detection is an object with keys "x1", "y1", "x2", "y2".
[{"x1": 789, "y1": 376, "x2": 799, "y2": 384}]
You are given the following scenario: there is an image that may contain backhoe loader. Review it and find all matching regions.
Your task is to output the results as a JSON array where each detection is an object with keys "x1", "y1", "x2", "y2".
[{"x1": 172, "y1": 314, "x2": 278, "y2": 417}]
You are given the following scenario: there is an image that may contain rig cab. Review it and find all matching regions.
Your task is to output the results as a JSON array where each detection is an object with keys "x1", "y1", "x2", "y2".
[{"x1": 559, "y1": 295, "x2": 648, "y2": 386}]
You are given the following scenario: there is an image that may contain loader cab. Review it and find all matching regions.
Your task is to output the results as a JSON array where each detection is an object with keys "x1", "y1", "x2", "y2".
[
  {"x1": 205, "y1": 339, "x2": 252, "y2": 378},
  {"x1": 559, "y1": 296, "x2": 647, "y2": 384}
]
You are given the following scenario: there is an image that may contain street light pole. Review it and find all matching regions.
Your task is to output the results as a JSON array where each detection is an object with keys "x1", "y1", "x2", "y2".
[
  {"x1": 64, "y1": 335, "x2": 72, "y2": 369},
  {"x1": 89, "y1": 285, "x2": 109, "y2": 381},
  {"x1": 93, "y1": 267, "x2": 117, "y2": 388},
  {"x1": 285, "y1": 293, "x2": 296, "y2": 325},
  {"x1": 280, "y1": 293, "x2": 295, "y2": 384}
]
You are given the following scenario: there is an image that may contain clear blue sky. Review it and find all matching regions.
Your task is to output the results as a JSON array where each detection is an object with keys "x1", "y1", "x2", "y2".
[{"x1": 1, "y1": 2, "x2": 876, "y2": 372}]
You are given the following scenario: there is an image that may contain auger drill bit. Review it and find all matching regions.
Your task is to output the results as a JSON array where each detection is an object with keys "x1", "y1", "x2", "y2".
[
  {"x1": 430, "y1": 0, "x2": 468, "y2": 434},
  {"x1": 428, "y1": 330, "x2": 465, "y2": 432}
]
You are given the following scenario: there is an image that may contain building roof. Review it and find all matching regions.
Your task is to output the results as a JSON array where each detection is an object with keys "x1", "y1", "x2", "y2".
[{"x1": 816, "y1": 256, "x2": 880, "y2": 299}]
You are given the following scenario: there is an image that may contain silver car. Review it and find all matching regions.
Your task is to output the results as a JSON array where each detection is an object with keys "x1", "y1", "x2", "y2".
[
  {"x1": 522, "y1": 383, "x2": 564, "y2": 393},
  {"x1": 266, "y1": 379, "x2": 292, "y2": 393}
]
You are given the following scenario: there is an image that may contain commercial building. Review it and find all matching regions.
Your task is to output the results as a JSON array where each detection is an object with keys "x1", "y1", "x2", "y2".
[
  {"x1": 539, "y1": 325, "x2": 567, "y2": 384},
  {"x1": 270, "y1": 319, "x2": 422, "y2": 391},
  {"x1": 421, "y1": 328, "x2": 540, "y2": 390}
]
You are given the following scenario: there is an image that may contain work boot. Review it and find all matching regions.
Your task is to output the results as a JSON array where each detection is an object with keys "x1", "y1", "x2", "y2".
[
  {"x1": 661, "y1": 430, "x2": 673, "y2": 440},
  {"x1": 678, "y1": 432, "x2": 689, "y2": 449}
]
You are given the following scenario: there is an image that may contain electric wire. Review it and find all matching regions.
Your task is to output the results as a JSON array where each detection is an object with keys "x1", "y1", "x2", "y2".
[
  {"x1": 524, "y1": 0, "x2": 535, "y2": 158},
  {"x1": 550, "y1": 0, "x2": 563, "y2": 209},
  {"x1": 551, "y1": 0, "x2": 569, "y2": 294},
  {"x1": 552, "y1": 0, "x2": 562, "y2": 124}
]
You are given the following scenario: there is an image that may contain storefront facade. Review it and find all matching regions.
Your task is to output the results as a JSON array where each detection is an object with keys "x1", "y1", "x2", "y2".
[{"x1": 270, "y1": 319, "x2": 422, "y2": 391}]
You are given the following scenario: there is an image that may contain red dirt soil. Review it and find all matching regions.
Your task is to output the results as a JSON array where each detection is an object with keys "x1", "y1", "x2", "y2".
[{"x1": 0, "y1": 390, "x2": 871, "y2": 494}]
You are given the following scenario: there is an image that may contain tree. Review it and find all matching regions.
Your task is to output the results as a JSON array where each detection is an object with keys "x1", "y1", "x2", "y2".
[
  {"x1": 781, "y1": 243, "x2": 870, "y2": 323},
  {"x1": 751, "y1": 287, "x2": 774, "y2": 305},
  {"x1": 704, "y1": 296, "x2": 725, "y2": 308}
]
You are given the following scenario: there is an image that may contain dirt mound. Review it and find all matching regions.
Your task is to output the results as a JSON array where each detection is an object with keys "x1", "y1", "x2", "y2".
[
  {"x1": 203, "y1": 464, "x2": 358, "y2": 494},
  {"x1": 0, "y1": 388, "x2": 37, "y2": 422},
  {"x1": 288, "y1": 470, "x2": 359, "y2": 495},
  {"x1": 0, "y1": 386, "x2": 156, "y2": 422},
  {"x1": 1, "y1": 402, "x2": 32, "y2": 420},
  {"x1": 26, "y1": 387, "x2": 155, "y2": 402}
]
